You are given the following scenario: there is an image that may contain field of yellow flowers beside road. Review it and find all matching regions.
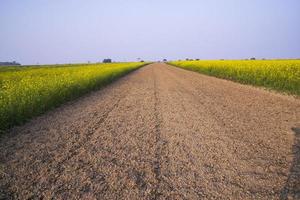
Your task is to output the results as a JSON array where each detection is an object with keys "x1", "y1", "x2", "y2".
[
  {"x1": 169, "y1": 60, "x2": 300, "y2": 96},
  {"x1": 0, "y1": 62, "x2": 147, "y2": 131}
]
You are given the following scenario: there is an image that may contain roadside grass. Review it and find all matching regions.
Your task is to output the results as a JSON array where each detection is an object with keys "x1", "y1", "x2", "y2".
[
  {"x1": 169, "y1": 60, "x2": 300, "y2": 96},
  {"x1": 0, "y1": 62, "x2": 148, "y2": 131}
]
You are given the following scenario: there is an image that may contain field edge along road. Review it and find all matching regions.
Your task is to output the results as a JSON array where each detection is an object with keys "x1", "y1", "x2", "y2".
[
  {"x1": 0, "y1": 62, "x2": 149, "y2": 132},
  {"x1": 0, "y1": 63, "x2": 299, "y2": 199},
  {"x1": 169, "y1": 60, "x2": 300, "y2": 96}
]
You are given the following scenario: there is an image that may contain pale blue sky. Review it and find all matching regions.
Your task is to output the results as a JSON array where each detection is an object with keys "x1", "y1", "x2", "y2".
[{"x1": 0, "y1": 0, "x2": 300, "y2": 64}]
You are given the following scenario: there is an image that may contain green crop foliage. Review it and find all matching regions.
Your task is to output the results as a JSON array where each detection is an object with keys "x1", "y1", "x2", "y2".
[
  {"x1": 0, "y1": 62, "x2": 147, "y2": 131},
  {"x1": 169, "y1": 60, "x2": 300, "y2": 96}
]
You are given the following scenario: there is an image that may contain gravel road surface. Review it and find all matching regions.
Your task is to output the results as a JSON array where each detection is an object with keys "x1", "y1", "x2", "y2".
[{"x1": 0, "y1": 63, "x2": 299, "y2": 199}]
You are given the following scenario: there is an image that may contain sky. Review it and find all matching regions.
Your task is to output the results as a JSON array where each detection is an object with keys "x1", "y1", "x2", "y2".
[{"x1": 0, "y1": 0, "x2": 300, "y2": 65}]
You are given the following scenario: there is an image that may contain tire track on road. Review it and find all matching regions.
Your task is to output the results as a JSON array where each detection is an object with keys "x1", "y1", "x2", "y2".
[
  {"x1": 151, "y1": 67, "x2": 163, "y2": 199},
  {"x1": 49, "y1": 92, "x2": 126, "y2": 187}
]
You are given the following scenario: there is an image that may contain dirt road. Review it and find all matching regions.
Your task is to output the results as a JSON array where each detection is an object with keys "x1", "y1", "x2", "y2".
[{"x1": 0, "y1": 63, "x2": 299, "y2": 199}]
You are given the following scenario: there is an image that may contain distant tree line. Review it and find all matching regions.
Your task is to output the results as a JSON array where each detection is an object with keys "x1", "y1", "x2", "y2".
[
  {"x1": 103, "y1": 59, "x2": 112, "y2": 63},
  {"x1": 0, "y1": 61, "x2": 21, "y2": 66}
]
